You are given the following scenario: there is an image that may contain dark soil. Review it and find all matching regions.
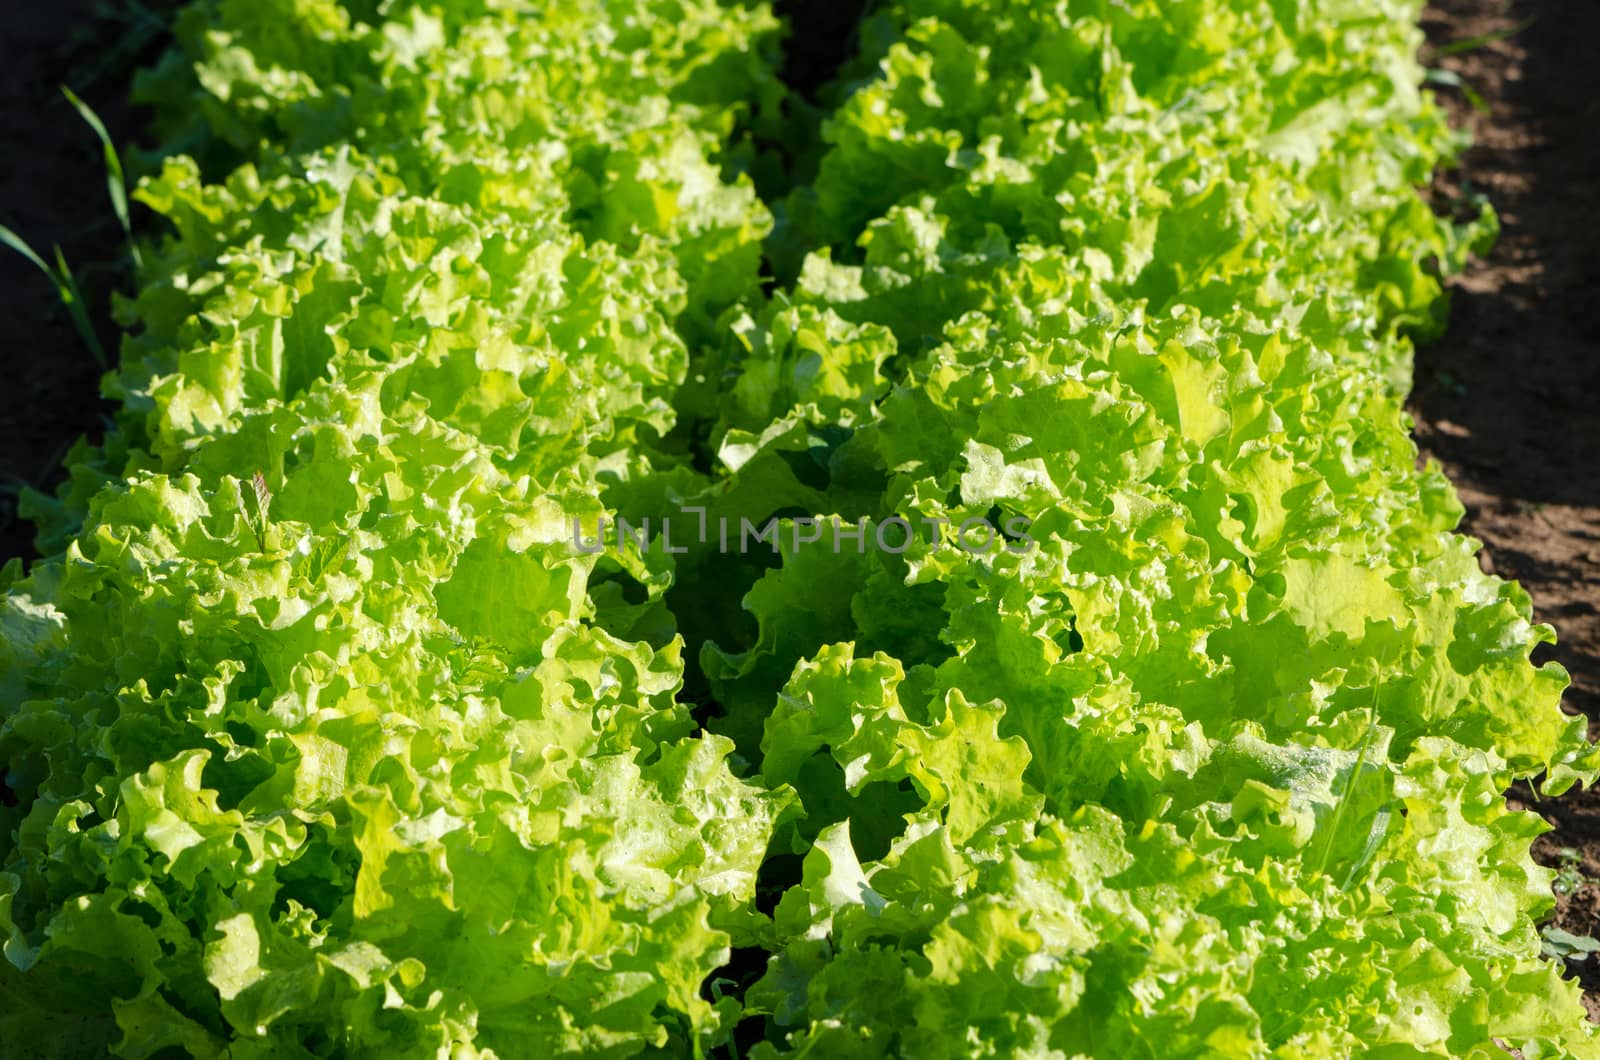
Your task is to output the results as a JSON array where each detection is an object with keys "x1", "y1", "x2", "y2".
[
  {"x1": 2, "y1": 0, "x2": 1599, "y2": 1025},
  {"x1": 1414, "y1": 0, "x2": 1600, "y2": 1019},
  {"x1": 772, "y1": 0, "x2": 875, "y2": 97},
  {"x1": 0, "y1": 1, "x2": 166, "y2": 563}
]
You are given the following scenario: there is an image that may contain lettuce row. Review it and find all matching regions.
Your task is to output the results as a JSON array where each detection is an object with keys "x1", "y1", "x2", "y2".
[
  {"x1": 1, "y1": 0, "x2": 1596, "y2": 1057},
  {"x1": 697, "y1": 0, "x2": 1600, "y2": 1054},
  {"x1": 3, "y1": 2, "x2": 793, "y2": 1056}
]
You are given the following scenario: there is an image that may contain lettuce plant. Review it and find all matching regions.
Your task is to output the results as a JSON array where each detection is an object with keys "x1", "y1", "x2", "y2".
[{"x1": 2, "y1": 0, "x2": 1597, "y2": 1056}]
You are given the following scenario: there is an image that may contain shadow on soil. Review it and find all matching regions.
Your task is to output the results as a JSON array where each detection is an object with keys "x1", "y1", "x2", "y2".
[{"x1": 1413, "y1": 6, "x2": 1600, "y2": 511}]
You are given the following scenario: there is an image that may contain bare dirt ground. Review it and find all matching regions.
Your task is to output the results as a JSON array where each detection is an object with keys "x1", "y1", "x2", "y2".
[
  {"x1": 1415, "y1": 0, "x2": 1600, "y2": 1018},
  {"x1": 0, "y1": 1, "x2": 160, "y2": 563},
  {"x1": 1, "y1": 0, "x2": 1598, "y2": 1027}
]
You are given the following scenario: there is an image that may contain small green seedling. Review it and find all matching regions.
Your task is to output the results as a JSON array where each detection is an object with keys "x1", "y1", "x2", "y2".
[
  {"x1": 1541, "y1": 926, "x2": 1600, "y2": 963},
  {"x1": 0, "y1": 226, "x2": 107, "y2": 368},
  {"x1": 1554, "y1": 847, "x2": 1585, "y2": 898}
]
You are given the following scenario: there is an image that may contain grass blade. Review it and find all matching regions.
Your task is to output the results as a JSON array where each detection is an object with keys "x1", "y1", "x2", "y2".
[
  {"x1": 1314, "y1": 654, "x2": 1389, "y2": 881},
  {"x1": 1425, "y1": 68, "x2": 1491, "y2": 116},
  {"x1": 52, "y1": 246, "x2": 110, "y2": 369},
  {"x1": 0, "y1": 222, "x2": 53, "y2": 276},
  {"x1": 61, "y1": 85, "x2": 142, "y2": 272},
  {"x1": 1436, "y1": 16, "x2": 1537, "y2": 58},
  {"x1": 0, "y1": 224, "x2": 108, "y2": 368}
]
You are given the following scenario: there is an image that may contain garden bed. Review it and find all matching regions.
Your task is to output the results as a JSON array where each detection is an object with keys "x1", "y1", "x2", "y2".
[{"x1": 3, "y1": 0, "x2": 1599, "y2": 1043}]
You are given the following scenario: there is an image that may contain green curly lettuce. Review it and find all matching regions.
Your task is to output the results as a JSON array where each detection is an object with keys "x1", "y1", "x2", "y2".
[{"x1": 2, "y1": 0, "x2": 1596, "y2": 1056}]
